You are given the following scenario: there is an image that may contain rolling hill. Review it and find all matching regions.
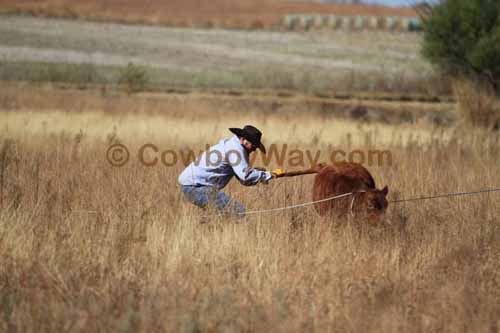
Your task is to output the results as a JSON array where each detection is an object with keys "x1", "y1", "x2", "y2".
[{"x1": 0, "y1": 0, "x2": 416, "y2": 29}]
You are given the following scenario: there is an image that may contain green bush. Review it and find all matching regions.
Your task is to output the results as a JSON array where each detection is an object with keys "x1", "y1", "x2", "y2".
[
  {"x1": 420, "y1": 0, "x2": 500, "y2": 92},
  {"x1": 420, "y1": 0, "x2": 500, "y2": 129},
  {"x1": 117, "y1": 62, "x2": 150, "y2": 93}
]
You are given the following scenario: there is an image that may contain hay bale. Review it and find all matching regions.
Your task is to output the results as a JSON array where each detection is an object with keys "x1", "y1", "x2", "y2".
[
  {"x1": 298, "y1": 15, "x2": 313, "y2": 30},
  {"x1": 376, "y1": 16, "x2": 386, "y2": 30},
  {"x1": 326, "y1": 15, "x2": 338, "y2": 29},
  {"x1": 337, "y1": 16, "x2": 349, "y2": 29},
  {"x1": 394, "y1": 17, "x2": 403, "y2": 30},
  {"x1": 351, "y1": 16, "x2": 366, "y2": 30},
  {"x1": 312, "y1": 14, "x2": 326, "y2": 28},
  {"x1": 400, "y1": 17, "x2": 411, "y2": 31},
  {"x1": 384, "y1": 16, "x2": 400, "y2": 30},
  {"x1": 283, "y1": 14, "x2": 299, "y2": 30},
  {"x1": 367, "y1": 16, "x2": 378, "y2": 30}
]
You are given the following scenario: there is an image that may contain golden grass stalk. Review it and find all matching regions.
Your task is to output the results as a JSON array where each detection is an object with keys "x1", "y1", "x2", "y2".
[
  {"x1": 0, "y1": 84, "x2": 499, "y2": 331},
  {"x1": 453, "y1": 79, "x2": 500, "y2": 130}
]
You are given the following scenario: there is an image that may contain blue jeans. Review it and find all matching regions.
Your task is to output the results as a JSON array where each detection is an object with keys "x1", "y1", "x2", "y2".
[{"x1": 181, "y1": 185, "x2": 246, "y2": 217}]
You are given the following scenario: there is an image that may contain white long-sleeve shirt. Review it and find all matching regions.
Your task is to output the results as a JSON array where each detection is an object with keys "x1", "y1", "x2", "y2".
[{"x1": 178, "y1": 135, "x2": 272, "y2": 189}]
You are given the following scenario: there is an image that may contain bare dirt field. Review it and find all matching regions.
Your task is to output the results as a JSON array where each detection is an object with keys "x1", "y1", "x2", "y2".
[{"x1": 0, "y1": 0, "x2": 416, "y2": 29}]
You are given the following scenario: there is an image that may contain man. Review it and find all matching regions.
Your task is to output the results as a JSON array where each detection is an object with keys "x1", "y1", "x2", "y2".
[{"x1": 178, "y1": 125, "x2": 283, "y2": 217}]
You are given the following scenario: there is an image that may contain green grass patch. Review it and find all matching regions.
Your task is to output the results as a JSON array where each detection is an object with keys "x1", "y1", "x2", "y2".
[
  {"x1": 0, "y1": 60, "x2": 111, "y2": 86},
  {"x1": 0, "y1": 60, "x2": 334, "y2": 93},
  {"x1": 0, "y1": 60, "x2": 451, "y2": 96}
]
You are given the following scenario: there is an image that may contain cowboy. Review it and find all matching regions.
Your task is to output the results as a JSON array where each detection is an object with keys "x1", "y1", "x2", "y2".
[{"x1": 178, "y1": 125, "x2": 283, "y2": 217}]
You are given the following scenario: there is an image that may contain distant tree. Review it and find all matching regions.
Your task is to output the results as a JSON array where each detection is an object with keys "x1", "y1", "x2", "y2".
[
  {"x1": 418, "y1": 0, "x2": 500, "y2": 93},
  {"x1": 417, "y1": 0, "x2": 500, "y2": 129}
]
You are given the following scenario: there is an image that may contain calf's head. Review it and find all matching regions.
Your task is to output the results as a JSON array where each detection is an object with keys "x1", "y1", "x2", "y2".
[{"x1": 352, "y1": 186, "x2": 389, "y2": 223}]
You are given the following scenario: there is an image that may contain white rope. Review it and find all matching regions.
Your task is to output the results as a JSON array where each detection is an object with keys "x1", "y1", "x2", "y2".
[
  {"x1": 71, "y1": 210, "x2": 98, "y2": 214},
  {"x1": 389, "y1": 187, "x2": 500, "y2": 203},
  {"x1": 183, "y1": 192, "x2": 354, "y2": 219},
  {"x1": 70, "y1": 192, "x2": 354, "y2": 218},
  {"x1": 70, "y1": 187, "x2": 500, "y2": 218}
]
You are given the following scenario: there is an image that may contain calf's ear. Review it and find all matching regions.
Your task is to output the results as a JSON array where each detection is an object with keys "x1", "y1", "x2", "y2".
[{"x1": 382, "y1": 186, "x2": 389, "y2": 196}]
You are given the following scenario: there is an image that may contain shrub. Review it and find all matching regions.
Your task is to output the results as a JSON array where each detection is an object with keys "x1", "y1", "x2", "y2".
[
  {"x1": 117, "y1": 62, "x2": 150, "y2": 93},
  {"x1": 420, "y1": 0, "x2": 500, "y2": 93},
  {"x1": 0, "y1": 61, "x2": 103, "y2": 87},
  {"x1": 419, "y1": 0, "x2": 500, "y2": 129},
  {"x1": 453, "y1": 79, "x2": 500, "y2": 130}
]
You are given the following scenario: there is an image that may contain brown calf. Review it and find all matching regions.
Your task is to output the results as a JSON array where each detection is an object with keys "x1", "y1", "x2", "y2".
[{"x1": 312, "y1": 162, "x2": 389, "y2": 223}]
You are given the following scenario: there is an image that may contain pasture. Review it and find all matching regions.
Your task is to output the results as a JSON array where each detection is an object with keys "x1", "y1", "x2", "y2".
[
  {"x1": 0, "y1": 16, "x2": 441, "y2": 95},
  {"x1": 0, "y1": 0, "x2": 416, "y2": 30},
  {"x1": 1, "y1": 84, "x2": 500, "y2": 331},
  {"x1": 1, "y1": 7, "x2": 500, "y2": 332}
]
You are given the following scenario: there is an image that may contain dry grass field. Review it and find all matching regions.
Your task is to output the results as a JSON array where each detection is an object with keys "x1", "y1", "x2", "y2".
[
  {"x1": 1, "y1": 84, "x2": 500, "y2": 331},
  {"x1": 0, "y1": 0, "x2": 416, "y2": 29},
  {"x1": 1, "y1": 3, "x2": 499, "y2": 330},
  {"x1": 0, "y1": 16, "x2": 439, "y2": 95}
]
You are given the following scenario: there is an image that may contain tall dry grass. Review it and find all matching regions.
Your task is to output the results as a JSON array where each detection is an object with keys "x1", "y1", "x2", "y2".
[
  {"x1": 0, "y1": 86, "x2": 500, "y2": 332},
  {"x1": 453, "y1": 79, "x2": 500, "y2": 131}
]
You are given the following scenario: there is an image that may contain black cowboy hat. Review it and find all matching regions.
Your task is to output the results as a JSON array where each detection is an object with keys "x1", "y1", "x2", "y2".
[{"x1": 229, "y1": 125, "x2": 266, "y2": 153}]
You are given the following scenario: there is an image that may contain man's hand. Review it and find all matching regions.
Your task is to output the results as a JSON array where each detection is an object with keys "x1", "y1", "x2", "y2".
[{"x1": 270, "y1": 168, "x2": 285, "y2": 178}]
